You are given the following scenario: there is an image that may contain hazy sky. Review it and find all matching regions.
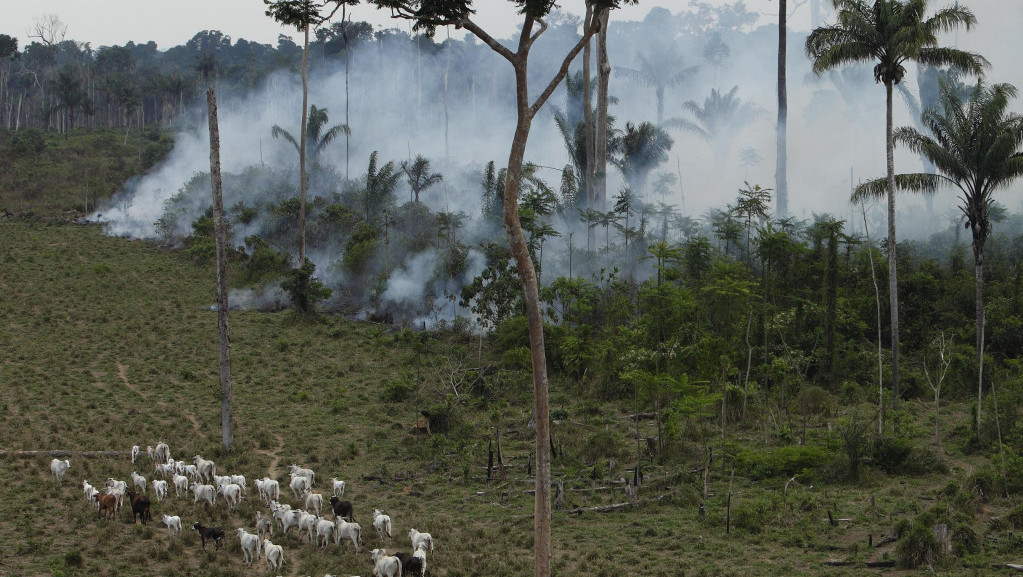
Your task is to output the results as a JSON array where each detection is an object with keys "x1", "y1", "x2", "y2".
[{"x1": 7, "y1": 1, "x2": 794, "y2": 50}]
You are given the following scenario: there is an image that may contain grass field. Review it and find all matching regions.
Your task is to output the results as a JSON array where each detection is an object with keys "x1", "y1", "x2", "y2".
[{"x1": 0, "y1": 219, "x2": 1016, "y2": 577}]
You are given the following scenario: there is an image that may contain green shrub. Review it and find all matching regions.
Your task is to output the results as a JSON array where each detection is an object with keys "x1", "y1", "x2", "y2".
[
  {"x1": 732, "y1": 496, "x2": 778, "y2": 533},
  {"x1": 734, "y1": 444, "x2": 834, "y2": 480},
  {"x1": 579, "y1": 430, "x2": 626, "y2": 464},
  {"x1": 381, "y1": 377, "x2": 417, "y2": 403},
  {"x1": 501, "y1": 346, "x2": 531, "y2": 371},
  {"x1": 11, "y1": 129, "x2": 46, "y2": 156},
  {"x1": 895, "y1": 522, "x2": 941, "y2": 569},
  {"x1": 281, "y1": 258, "x2": 332, "y2": 313}
]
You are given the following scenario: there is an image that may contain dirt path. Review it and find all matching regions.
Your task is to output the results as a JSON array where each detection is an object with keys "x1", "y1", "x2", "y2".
[
  {"x1": 115, "y1": 361, "x2": 146, "y2": 398},
  {"x1": 254, "y1": 433, "x2": 285, "y2": 479},
  {"x1": 184, "y1": 412, "x2": 201, "y2": 437}
]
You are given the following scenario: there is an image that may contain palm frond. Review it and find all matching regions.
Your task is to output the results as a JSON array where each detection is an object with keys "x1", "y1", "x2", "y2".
[{"x1": 851, "y1": 172, "x2": 943, "y2": 202}]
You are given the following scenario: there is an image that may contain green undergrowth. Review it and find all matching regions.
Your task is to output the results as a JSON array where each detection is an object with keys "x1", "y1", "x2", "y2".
[{"x1": 0, "y1": 127, "x2": 173, "y2": 220}]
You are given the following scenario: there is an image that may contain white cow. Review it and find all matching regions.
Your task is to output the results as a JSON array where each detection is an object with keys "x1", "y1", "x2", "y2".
[
  {"x1": 162, "y1": 514, "x2": 182, "y2": 536},
  {"x1": 263, "y1": 539, "x2": 285, "y2": 572},
  {"x1": 236, "y1": 528, "x2": 261, "y2": 565},
  {"x1": 50, "y1": 459, "x2": 70, "y2": 484},
  {"x1": 371, "y1": 548, "x2": 402, "y2": 577}
]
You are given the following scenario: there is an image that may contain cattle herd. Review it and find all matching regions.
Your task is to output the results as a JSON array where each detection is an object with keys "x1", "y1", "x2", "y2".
[{"x1": 56, "y1": 442, "x2": 435, "y2": 576}]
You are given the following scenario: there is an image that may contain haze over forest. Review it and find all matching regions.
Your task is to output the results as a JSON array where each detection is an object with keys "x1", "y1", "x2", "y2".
[{"x1": 2, "y1": 1, "x2": 1022, "y2": 322}]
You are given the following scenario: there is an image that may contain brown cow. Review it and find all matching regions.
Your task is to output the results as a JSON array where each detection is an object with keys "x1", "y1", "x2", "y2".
[
  {"x1": 97, "y1": 493, "x2": 118, "y2": 520},
  {"x1": 126, "y1": 489, "x2": 151, "y2": 525}
]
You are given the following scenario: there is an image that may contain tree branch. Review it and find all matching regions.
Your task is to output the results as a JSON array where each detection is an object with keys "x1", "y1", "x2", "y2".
[
  {"x1": 524, "y1": 17, "x2": 548, "y2": 52},
  {"x1": 460, "y1": 18, "x2": 515, "y2": 63},
  {"x1": 528, "y1": 10, "x2": 603, "y2": 117}
]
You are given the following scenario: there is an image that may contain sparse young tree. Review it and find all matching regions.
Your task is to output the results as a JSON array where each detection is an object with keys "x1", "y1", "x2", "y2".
[{"x1": 922, "y1": 331, "x2": 952, "y2": 458}]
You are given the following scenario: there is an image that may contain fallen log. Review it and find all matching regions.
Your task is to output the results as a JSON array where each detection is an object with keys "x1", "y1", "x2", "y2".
[
  {"x1": 0, "y1": 450, "x2": 127, "y2": 458},
  {"x1": 615, "y1": 412, "x2": 657, "y2": 420},
  {"x1": 565, "y1": 493, "x2": 670, "y2": 514},
  {"x1": 874, "y1": 535, "x2": 897, "y2": 548},
  {"x1": 865, "y1": 560, "x2": 896, "y2": 568}
]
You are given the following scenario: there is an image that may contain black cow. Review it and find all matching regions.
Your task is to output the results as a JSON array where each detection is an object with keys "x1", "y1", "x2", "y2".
[{"x1": 192, "y1": 522, "x2": 225, "y2": 551}]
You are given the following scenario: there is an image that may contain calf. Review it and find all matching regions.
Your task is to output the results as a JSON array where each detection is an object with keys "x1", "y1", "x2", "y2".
[
  {"x1": 162, "y1": 514, "x2": 182, "y2": 536},
  {"x1": 97, "y1": 493, "x2": 118, "y2": 520},
  {"x1": 192, "y1": 522, "x2": 225, "y2": 551}
]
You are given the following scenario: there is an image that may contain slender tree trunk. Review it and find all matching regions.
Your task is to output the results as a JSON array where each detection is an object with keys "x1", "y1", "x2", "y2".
[
  {"x1": 885, "y1": 80, "x2": 900, "y2": 425},
  {"x1": 655, "y1": 85, "x2": 664, "y2": 125},
  {"x1": 594, "y1": 9, "x2": 611, "y2": 214},
  {"x1": 860, "y1": 203, "x2": 884, "y2": 435},
  {"x1": 456, "y1": 14, "x2": 600, "y2": 576},
  {"x1": 824, "y1": 230, "x2": 838, "y2": 381},
  {"x1": 975, "y1": 237, "x2": 985, "y2": 429},
  {"x1": 444, "y1": 28, "x2": 450, "y2": 164},
  {"x1": 776, "y1": 0, "x2": 788, "y2": 217},
  {"x1": 206, "y1": 87, "x2": 233, "y2": 454},
  {"x1": 583, "y1": 1, "x2": 595, "y2": 215},
  {"x1": 342, "y1": 17, "x2": 351, "y2": 181},
  {"x1": 500, "y1": 68, "x2": 553, "y2": 577},
  {"x1": 299, "y1": 23, "x2": 310, "y2": 263}
]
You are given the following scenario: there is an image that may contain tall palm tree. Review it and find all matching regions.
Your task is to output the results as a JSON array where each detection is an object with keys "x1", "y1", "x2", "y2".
[
  {"x1": 666, "y1": 86, "x2": 758, "y2": 162},
  {"x1": 272, "y1": 104, "x2": 350, "y2": 168},
  {"x1": 401, "y1": 154, "x2": 443, "y2": 203},
  {"x1": 806, "y1": 0, "x2": 986, "y2": 418},
  {"x1": 855, "y1": 79, "x2": 1023, "y2": 429},
  {"x1": 616, "y1": 42, "x2": 698, "y2": 124},
  {"x1": 618, "y1": 121, "x2": 673, "y2": 194},
  {"x1": 362, "y1": 151, "x2": 402, "y2": 222}
]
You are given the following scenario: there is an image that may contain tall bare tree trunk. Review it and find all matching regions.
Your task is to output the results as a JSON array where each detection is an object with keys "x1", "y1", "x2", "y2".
[
  {"x1": 206, "y1": 87, "x2": 233, "y2": 454},
  {"x1": 342, "y1": 16, "x2": 351, "y2": 180},
  {"x1": 299, "y1": 23, "x2": 310, "y2": 263},
  {"x1": 776, "y1": 0, "x2": 788, "y2": 217},
  {"x1": 594, "y1": 9, "x2": 611, "y2": 214},
  {"x1": 885, "y1": 80, "x2": 900, "y2": 426},
  {"x1": 583, "y1": 1, "x2": 595, "y2": 247}
]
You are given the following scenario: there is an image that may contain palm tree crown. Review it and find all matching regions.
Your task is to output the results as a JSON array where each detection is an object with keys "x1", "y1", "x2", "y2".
[
  {"x1": 272, "y1": 104, "x2": 350, "y2": 167},
  {"x1": 616, "y1": 42, "x2": 699, "y2": 124},
  {"x1": 806, "y1": 0, "x2": 986, "y2": 87}
]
